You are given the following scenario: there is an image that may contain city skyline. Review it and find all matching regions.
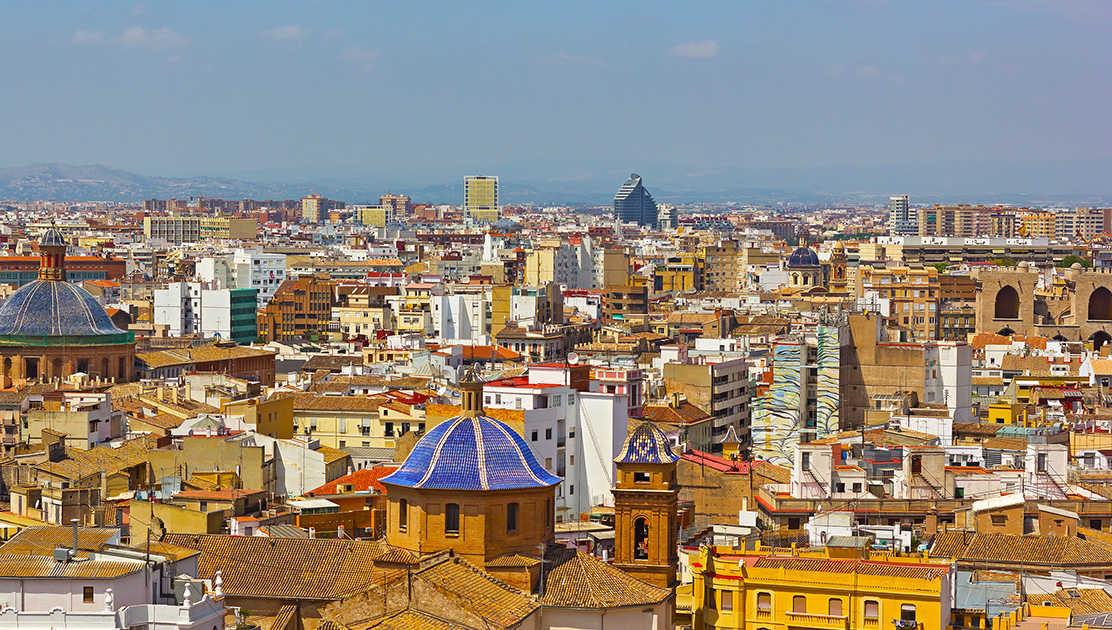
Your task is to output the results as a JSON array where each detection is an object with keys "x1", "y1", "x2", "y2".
[{"x1": 2, "y1": 2, "x2": 1112, "y2": 198}]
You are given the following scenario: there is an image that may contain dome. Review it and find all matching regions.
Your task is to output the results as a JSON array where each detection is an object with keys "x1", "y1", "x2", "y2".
[
  {"x1": 39, "y1": 227, "x2": 67, "y2": 248},
  {"x1": 787, "y1": 247, "x2": 820, "y2": 268},
  {"x1": 382, "y1": 415, "x2": 561, "y2": 491},
  {"x1": 0, "y1": 280, "x2": 131, "y2": 343},
  {"x1": 615, "y1": 422, "x2": 679, "y2": 465}
]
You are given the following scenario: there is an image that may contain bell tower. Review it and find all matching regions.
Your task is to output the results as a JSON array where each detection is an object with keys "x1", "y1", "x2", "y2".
[
  {"x1": 830, "y1": 240, "x2": 848, "y2": 291},
  {"x1": 612, "y1": 422, "x2": 679, "y2": 588}
]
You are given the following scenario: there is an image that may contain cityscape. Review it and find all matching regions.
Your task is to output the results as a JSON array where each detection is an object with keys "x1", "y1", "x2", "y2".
[{"x1": 2, "y1": 3, "x2": 1112, "y2": 630}]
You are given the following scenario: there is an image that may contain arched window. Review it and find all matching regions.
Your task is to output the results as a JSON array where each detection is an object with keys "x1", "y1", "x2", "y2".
[
  {"x1": 994, "y1": 286, "x2": 1020, "y2": 319},
  {"x1": 864, "y1": 600, "x2": 879, "y2": 620},
  {"x1": 900, "y1": 604, "x2": 916, "y2": 623},
  {"x1": 828, "y1": 598, "x2": 843, "y2": 616},
  {"x1": 633, "y1": 517, "x2": 649, "y2": 560},
  {"x1": 1090, "y1": 287, "x2": 1112, "y2": 321},
  {"x1": 398, "y1": 499, "x2": 408, "y2": 531},
  {"x1": 1093, "y1": 331, "x2": 1112, "y2": 351},
  {"x1": 445, "y1": 503, "x2": 460, "y2": 534},
  {"x1": 793, "y1": 595, "x2": 806, "y2": 613},
  {"x1": 756, "y1": 592, "x2": 772, "y2": 611}
]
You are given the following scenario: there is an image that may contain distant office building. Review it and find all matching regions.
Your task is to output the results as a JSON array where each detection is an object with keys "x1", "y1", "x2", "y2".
[
  {"x1": 142, "y1": 215, "x2": 256, "y2": 243},
  {"x1": 379, "y1": 194, "x2": 412, "y2": 219},
  {"x1": 351, "y1": 205, "x2": 394, "y2": 227},
  {"x1": 888, "y1": 194, "x2": 916, "y2": 236},
  {"x1": 464, "y1": 176, "x2": 499, "y2": 223},
  {"x1": 300, "y1": 194, "x2": 344, "y2": 223},
  {"x1": 614, "y1": 173, "x2": 658, "y2": 227}
]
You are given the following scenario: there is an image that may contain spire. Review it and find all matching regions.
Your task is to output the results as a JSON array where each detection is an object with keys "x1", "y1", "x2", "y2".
[{"x1": 38, "y1": 224, "x2": 68, "y2": 282}]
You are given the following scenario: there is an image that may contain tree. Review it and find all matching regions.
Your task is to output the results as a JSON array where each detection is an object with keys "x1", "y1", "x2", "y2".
[
  {"x1": 932, "y1": 262, "x2": 949, "y2": 273},
  {"x1": 1057, "y1": 255, "x2": 1093, "y2": 268},
  {"x1": 992, "y1": 258, "x2": 1018, "y2": 267}
]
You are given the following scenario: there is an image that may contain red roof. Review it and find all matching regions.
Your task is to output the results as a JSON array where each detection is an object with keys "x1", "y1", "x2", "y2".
[
  {"x1": 682, "y1": 449, "x2": 760, "y2": 474},
  {"x1": 307, "y1": 466, "x2": 398, "y2": 496}
]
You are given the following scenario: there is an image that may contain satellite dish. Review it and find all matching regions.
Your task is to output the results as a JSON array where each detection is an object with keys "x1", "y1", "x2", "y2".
[{"x1": 567, "y1": 352, "x2": 579, "y2": 365}]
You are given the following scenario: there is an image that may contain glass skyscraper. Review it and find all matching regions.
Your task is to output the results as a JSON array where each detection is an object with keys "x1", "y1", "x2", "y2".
[{"x1": 613, "y1": 173, "x2": 658, "y2": 227}]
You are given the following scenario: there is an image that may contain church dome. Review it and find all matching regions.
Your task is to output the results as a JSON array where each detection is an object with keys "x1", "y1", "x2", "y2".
[
  {"x1": 787, "y1": 247, "x2": 820, "y2": 268},
  {"x1": 39, "y1": 227, "x2": 68, "y2": 247},
  {"x1": 615, "y1": 422, "x2": 679, "y2": 465},
  {"x1": 0, "y1": 280, "x2": 130, "y2": 343},
  {"x1": 382, "y1": 414, "x2": 562, "y2": 491}
]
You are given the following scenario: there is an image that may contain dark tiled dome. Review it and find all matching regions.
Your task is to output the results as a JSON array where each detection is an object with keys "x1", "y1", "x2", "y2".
[
  {"x1": 787, "y1": 247, "x2": 820, "y2": 267},
  {"x1": 615, "y1": 422, "x2": 678, "y2": 465},
  {"x1": 0, "y1": 280, "x2": 130, "y2": 341},
  {"x1": 381, "y1": 414, "x2": 561, "y2": 491}
]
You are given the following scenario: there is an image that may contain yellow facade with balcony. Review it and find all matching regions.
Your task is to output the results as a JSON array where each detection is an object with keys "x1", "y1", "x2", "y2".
[{"x1": 690, "y1": 545, "x2": 953, "y2": 630}]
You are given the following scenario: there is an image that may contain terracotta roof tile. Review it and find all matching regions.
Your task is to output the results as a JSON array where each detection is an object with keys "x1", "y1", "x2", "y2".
[{"x1": 540, "y1": 546, "x2": 671, "y2": 608}]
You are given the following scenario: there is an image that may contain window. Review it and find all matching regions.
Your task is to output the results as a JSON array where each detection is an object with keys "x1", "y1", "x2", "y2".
[
  {"x1": 531, "y1": 431, "x2": 538, "y2": 441},
  {"x1": 385, "y1": 422, "x2": 394, "y2": 437},
  {"x1": 721, "y1": 590, "x2": 734, "y2": 612},
  {"x1": 545, "y1": 457, "x2": 553, "y2": 469},
  {"x1": 1037, "y1": 452, "x2": 1047, "y2": 472},
  {"x1": 835, "y1": 482, "x2": 845, "y2": 493},
  {"x1": 756, "y1": 592, "x2": 771, "y2": 611},
  {"x1": 445, "y1": 503, "x2": 460, "y2": 534},
  {"x1": 801, "y1": 452, "x2": 811, "y2": 470},
  {"x1": 900, "y1": 604, "x2": 916, "y2": 622},
  {"x1": 793, "y1": 595, "x2": 806, "y2": 613},
  {"x1": 828, "y1": 598, "x2": 842, "y2": 616},
  {"x1": 569, "y1": 485, "x2": 574, "y2": 495},
  {"x1": 991, "y1": 514, "x2": 1007, "y2": 527},
  {"x1": 507, "y1": 502, "x2": 519, "y2": 533},
  {"x1": 569, "y1": 455, "x2": 574, "y2": 465},
  {"x1": 634, "y1": 517, "x2": 649, "y2": 559},
  {"x1": 954, "y1": 487, "x2": 965, "y2": 498},
  {"x1": 864, "y1": 600, "x2": 879, "y2": 619},
  {"x1": 852, "y1": 482, "x2": 862, "y2": 493},
  {"x1": 83, "y1": 586, "x2": 94, "y2": 603},
  {"x1": 545, "y1": 428, "x2": 553, "y2": 440},
  {"x1": 634, "y1": 472, "x2": 651, "y2": 484},
  {"x1": 399, "y1": 499, "x2": 408, "y2": 531},
  {"x1": 787, "y1": 517, "x2": 801, "y2": 530}
]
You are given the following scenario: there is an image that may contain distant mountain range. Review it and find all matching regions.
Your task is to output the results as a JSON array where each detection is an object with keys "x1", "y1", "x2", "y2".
[
  {"x1": 4, "y1": 161, "x2": 1112, "y2": 207},
  {"x1": 0, "y1": 163, "x2": 304, "y2": 203}
]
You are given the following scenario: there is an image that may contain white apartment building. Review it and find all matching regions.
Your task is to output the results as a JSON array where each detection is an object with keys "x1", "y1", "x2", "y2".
[
  {"x1": 196, "y1": 249, "x2": 287, "y2": 309},
  {"x1": 482, "y1": 365, "x2": 628, "y2": 520},
  {"x1": 153, "y1": 282, "x2": 257, "y2": 344},
  {"x1": 430, "y1": 293, "x2": 490, "y2": 345}
]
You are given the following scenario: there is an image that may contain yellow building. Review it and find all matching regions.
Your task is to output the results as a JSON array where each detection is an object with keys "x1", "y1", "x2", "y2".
[
  {"x1": 690, "y1": 545, "x2": 954, "y2": 630},
  {"x1": 285, "y1": 394, "x2": 427, "y2": 450},
  {"x1": 464, "y1": 175, "x2": 499, "y2": 223},
  {"x1": 654, "y1": 253, "x2": 704, "y2": 293},
  {"x1": 200, "y1": 215, "x2": 257, "y2": 240},
  {"x1": 985, "y1": 401, "x2": 1027, "y2": 426},
  {"x1": 222, "y1": 395, "x2": 294, "y2": 439},
  {"x1": 354, "y1": 204, "x2": 393, "y2": 227},
  {"x1": 1019, "y1": 211, "x2": 1055, "y2": 238}
]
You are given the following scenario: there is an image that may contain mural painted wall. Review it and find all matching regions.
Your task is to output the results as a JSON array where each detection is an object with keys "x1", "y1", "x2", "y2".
[{"x1": 752, "y1": 325, "x2": 840, "y2": 466}]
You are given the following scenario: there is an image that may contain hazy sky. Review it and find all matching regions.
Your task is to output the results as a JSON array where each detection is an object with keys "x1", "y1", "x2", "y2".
[{"x1": 2, "y1": 0, "x2": 1111, "y2": 193}]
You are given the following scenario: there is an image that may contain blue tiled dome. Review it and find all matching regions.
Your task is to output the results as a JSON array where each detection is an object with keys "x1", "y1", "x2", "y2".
[
  {"x1": 787, "y1": 247, "x2": 820, "y2": 267},
  {"x1": 615, "y1": 422, "x2": 679, "y2": 465},
  {"x1": 39, "y1": 227, "x2": 68, "y2": 247},
  {"x1": 0, "y1": 280, "x2": 129, "y2": 342},
  {"x1": 382, "y1": 415, "x2": 562, "y2": 491}
]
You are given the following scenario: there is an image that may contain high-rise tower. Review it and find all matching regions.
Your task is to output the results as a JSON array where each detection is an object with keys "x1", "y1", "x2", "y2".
[{"x1": 614, "y1": 173, "x2": 658, "y2": 227}]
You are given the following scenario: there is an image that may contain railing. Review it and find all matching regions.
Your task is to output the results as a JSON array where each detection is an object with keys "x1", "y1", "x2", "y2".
[
  {"x1": 862, "y1": 617, "x2": 879, "y2": 629},
  {"x1": 784, "y1": 611, "x2": 849, "y2": 629}
]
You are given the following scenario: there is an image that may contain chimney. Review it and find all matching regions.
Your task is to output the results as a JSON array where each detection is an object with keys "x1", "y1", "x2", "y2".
[
  {"x1": 337, "y1": 525, "x2": 345, "y2": 539},
  {"x1": 308, "y1": 527, "x2": 315, "y2": 539},
  {"x1": 71, "y1": 518, "x2": 79, "y2": 556}
]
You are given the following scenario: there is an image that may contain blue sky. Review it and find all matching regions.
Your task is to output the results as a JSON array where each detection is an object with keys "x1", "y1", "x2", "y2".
[{"x1": 1, "y1": 0, "x2": 1111, "y2": 195}]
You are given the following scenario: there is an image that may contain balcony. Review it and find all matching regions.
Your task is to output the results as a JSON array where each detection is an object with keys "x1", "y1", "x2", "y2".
[{"x1": 784, "y1": 611, "x2": 849, "y2": 629}]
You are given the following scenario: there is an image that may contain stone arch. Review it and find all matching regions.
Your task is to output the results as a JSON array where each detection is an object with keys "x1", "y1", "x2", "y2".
[
  {"x1": 994, "y1": 285, "x2": 1020, "y2": 319},
  {"x1": 1092, "y1": 331, "x2": 1112, "y2": 351},
  {"x1": 1089, "y1": 287, "x2": 1112, "y2": 321}
]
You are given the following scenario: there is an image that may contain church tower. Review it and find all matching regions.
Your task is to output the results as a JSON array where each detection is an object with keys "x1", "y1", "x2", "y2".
[
  {"x1": 612, "y1": 422, "x2": 679, "y2": 588},
  {"x1": 829, "y1": 240, "x2": 848, "y2": 291}
]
